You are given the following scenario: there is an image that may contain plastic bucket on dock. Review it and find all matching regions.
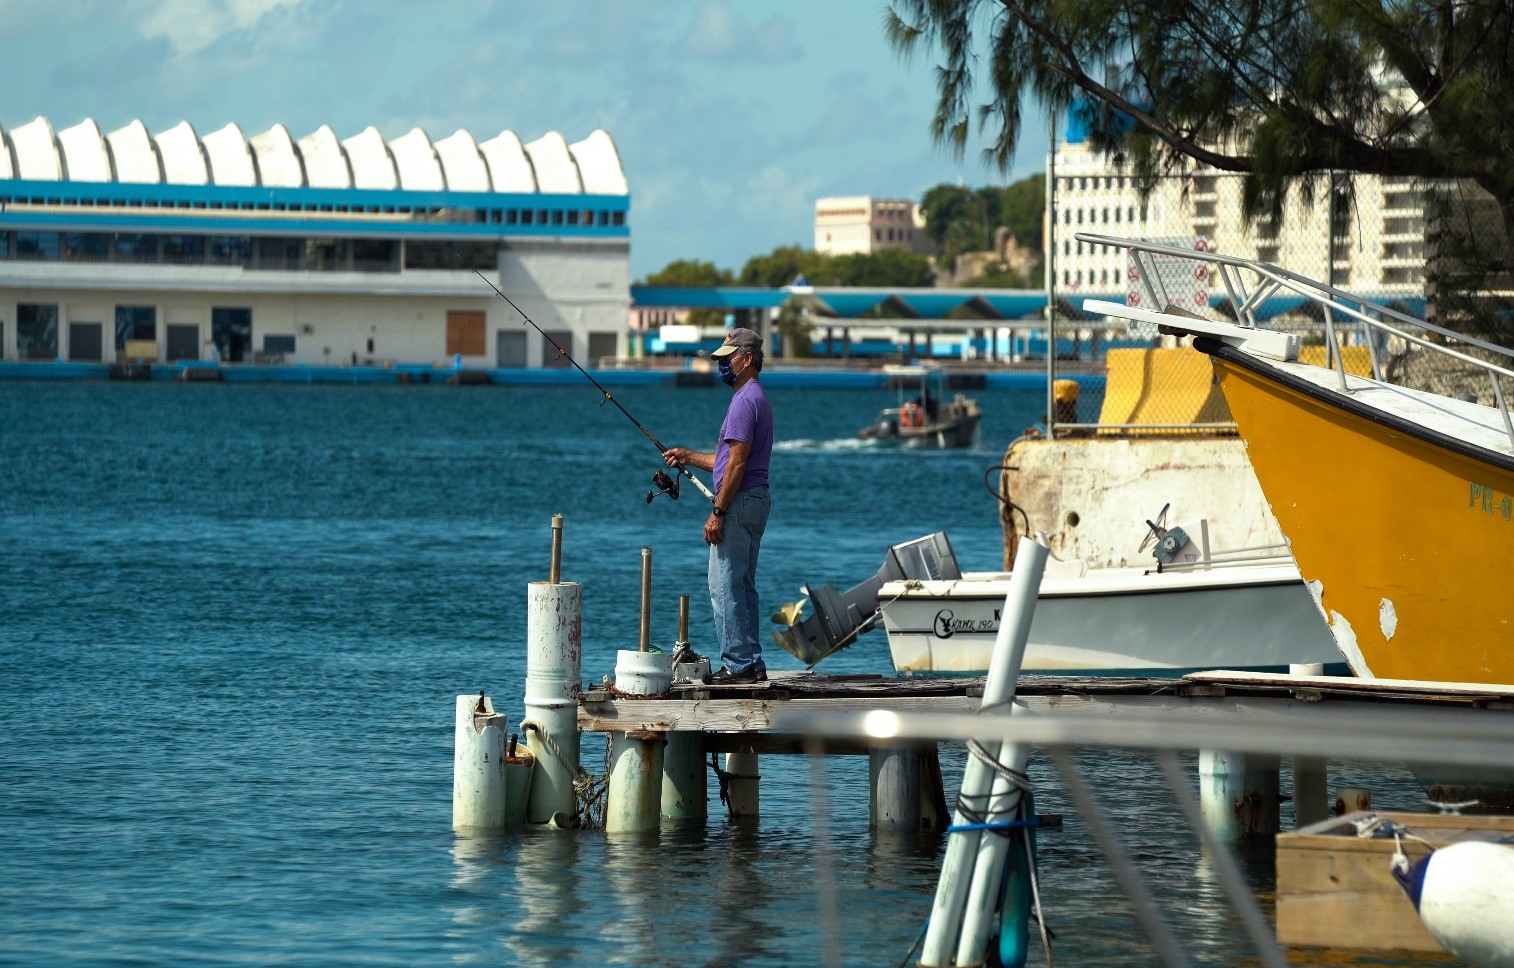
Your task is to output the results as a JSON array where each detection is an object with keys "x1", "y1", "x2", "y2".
[{"x1": 614, "y1": 650, "x2": 674, "y2": 696}]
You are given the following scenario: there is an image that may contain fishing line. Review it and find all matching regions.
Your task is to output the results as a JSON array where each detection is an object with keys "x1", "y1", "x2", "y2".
[{"x1": 455, "y1": 254, "x2": 715, "y2": 503}]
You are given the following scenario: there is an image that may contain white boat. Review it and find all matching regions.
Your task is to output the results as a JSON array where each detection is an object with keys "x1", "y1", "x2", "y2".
[
  {"x1": 771, "y1": 526, "x2": 1345, "y2": 675},
  {"x1": 879, "y1": 555, "x2": 1343, "y2": 675},
  {"x1": 857, "y1": 365, "x2": 981, "y2": 449}
]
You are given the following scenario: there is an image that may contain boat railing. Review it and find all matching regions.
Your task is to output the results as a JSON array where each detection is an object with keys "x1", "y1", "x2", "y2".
[{"x1": 1075, "y1": 232, "x2": 1514, "y2": 450}]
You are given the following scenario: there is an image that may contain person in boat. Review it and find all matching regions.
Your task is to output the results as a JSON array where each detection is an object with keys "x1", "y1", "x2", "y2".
[{"x1": 661, "y1": 328, "x2": 774, "y2": 684}]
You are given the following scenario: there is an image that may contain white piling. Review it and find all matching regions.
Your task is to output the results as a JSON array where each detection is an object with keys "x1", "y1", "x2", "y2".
[
  {"x1": 524, "y1": 514, "x2": 583, "y2": 825},
  {"x1": 724, "y1": 751, "x2": 761, "y2": 817},
  {"x1": 1288, "y1": 663, "x2": 1328, "y2": 827},
  {"x1": 1334, "y1": 786, "x2": 1372, "y2": 816},
  {"x1": 606, "y1": 730, "x2": 666, "y2": 834},
  {"x1": 1200, "y1": 750, "x2": 1281, "y2": 841},
  {"x1": 605, "y1": 647, "x2": 675, "y2": 834},
  {"x1": 662, "y1": 732, "x2": 707, "y2": 820},
  {"x1": 921, "y1": 536, "x2": 1048, "y2": 968},
  {"x1": 452, "y1": 693, "x2": 510, "y2": 829},
  {"x1": 871, "y1": 744, "x2": 921, "y2": 834}
]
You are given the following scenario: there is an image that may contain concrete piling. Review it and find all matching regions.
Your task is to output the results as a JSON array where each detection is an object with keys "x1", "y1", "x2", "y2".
[
  {"x1": 452, "y1": 693, "x2": 510, "y2": 829},
  {"x1": 724, "y1": 751, "x2": 761, "y2": 817},
  {"x1": 1200, "y1": 750, "x2": 1281, "y2": 841},
  {"x1": 1293, "y1": 758, "x2": 1329, "y2": 827},
  {"x1": 662, "y1": 732, "x2": 708, "y2": 820},
  {"x1": 606, "y1": 730, "x2": 667, "y2": 834},
  {"x1": 870, "y1": 744, "x2": 922, "y2": 834},
  {"x1": 605, "y1": 547, "x2": 676, "y2": 834},
  {"x1": 524, "y1": 514, "x2": 583, "y2": 825}
]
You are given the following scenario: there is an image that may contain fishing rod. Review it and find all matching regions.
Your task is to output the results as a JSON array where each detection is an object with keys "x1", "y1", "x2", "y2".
[{"x1": 458, "y1": 259, "x2": 715, "y2": 505}]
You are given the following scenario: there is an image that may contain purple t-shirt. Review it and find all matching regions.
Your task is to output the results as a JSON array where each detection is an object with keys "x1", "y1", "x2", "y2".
[{"x1": 713, "y1": 379, "x2": 773, "y2": 493}]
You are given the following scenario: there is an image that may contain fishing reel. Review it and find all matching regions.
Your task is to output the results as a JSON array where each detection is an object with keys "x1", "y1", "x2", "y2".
[{"x1": 646, "y1": 468, "x2": 681, "y2": 503}]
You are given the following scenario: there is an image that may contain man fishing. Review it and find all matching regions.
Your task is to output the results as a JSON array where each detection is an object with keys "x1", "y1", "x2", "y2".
[{"x1": 661, "y1": 328, "x2": 774, "y2": 684}]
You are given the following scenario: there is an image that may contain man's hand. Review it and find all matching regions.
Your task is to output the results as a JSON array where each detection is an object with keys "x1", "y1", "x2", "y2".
[
  {"x1": 662, "y1": 447, "x2": 688, "y2": 468},
  {"x1": 704, "y1": 511, "x2": 724, "y2": 545}
]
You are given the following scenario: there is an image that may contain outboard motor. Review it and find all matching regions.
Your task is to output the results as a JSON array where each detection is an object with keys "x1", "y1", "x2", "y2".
[{"x1": 771, "y1": 531, "x2": 962, "y2": 665}]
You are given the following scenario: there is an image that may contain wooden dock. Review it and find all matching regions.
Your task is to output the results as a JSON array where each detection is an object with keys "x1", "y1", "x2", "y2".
[
  {"x1": 579, "y1": 668, "x2": 1514, "y2": 739},
  {"x1": 1278, "y1": 809, "x2": 1514, "y2": 952}
]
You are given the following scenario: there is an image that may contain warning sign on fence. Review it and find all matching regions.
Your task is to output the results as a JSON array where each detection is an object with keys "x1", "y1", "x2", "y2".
[{"x1": 1124, "y1": 236, "x2": 1211, "y2": 337}]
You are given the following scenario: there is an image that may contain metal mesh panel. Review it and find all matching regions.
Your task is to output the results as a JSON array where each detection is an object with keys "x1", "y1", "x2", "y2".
[{"x1": 1045, "y1": 170, "x2": 1514, "y2": 433}]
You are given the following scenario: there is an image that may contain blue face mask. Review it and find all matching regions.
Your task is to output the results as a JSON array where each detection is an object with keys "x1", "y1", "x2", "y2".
[{"x1": 718, "y1": 357, "x2": 737, "y2": 386}]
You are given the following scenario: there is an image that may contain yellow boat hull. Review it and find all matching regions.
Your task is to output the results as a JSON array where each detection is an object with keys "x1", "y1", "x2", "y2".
[{"x1": 1211, "y1": 354, "x2": 1514, "y2": 683}]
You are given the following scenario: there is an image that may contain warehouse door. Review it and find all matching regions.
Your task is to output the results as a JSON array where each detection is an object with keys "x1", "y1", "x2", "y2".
[
  {"x1": 69, "y1": 322, "x2": 103, "y2": 361},
  {"x1": 212, "y1": 308, "x2": 251, "y2": 362},
  {"x1": 496, "y1": 330, "x2": 527, "y2": 368},
  {"x1": 542, "y1": 330, "x2": 573, "y2": 368},
  {"x1": 446, "y1": 311, "x2": 486, "y2": 357},
  {"x1": 166, "y1": 324, "x2": 200, "y2": 361}
]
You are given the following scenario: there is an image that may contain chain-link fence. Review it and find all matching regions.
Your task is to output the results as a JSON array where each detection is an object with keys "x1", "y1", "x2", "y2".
[{"x1": 1044, "y1": 170, "x2": 1514, "y2": 433}]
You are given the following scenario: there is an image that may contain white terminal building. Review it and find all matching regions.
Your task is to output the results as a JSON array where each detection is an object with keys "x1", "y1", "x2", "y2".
[
  {"x1": 1050, "y1": 110, "x2": 1427, "y2": 303},
  {"x1": 0, "y1": 116, "x2": 630, "y2": 366},
  {"x1": 814, "y1": 196, "x2": 929, "y2": 256}
]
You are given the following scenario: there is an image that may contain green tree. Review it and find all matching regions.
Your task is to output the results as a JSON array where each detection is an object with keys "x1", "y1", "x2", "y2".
[
  {"x1": 639, "y1": 259, "x2": 735, "y2": 329},
  {"x1": 888, "y1": 0, "x2": 1514, "y2": 337},
  {"x1": 999, "y1": 173, "x2": 1045, "y2": 252},
  {"x1": 638, "y1": 259, "x2": 733, "y2": 288},
  {"x1": 738, "y1": 245, "x2": 827, "y2": 287}
]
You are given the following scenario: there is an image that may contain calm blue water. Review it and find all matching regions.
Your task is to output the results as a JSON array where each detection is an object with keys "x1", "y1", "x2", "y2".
[{"x1": 0, "y1": 380, "x2": 1441, "y2": 966}]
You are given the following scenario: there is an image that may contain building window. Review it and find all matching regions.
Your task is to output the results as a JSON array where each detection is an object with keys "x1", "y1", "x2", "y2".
[
  {"x1": 209, "y1": 236, "x2": 252, "y2": 265},
  {"x1": 15, "y1": 231, "x2": 60, "y2": 260},
  {"x1": 115, "y1": 234, "x2": 159, "y2": 262},
  {"x1": 163, "y1": 235, "x2": 205, "y2": 264},
  {"x1": 115, "y1": 305, "x2": 156, "y2": 350},
  {"x1": 64, "y1": 233, "x2": 109, "y2": 260},
  {"x1": 17, "y1": 303, "x2": 58, "y2": 359}
]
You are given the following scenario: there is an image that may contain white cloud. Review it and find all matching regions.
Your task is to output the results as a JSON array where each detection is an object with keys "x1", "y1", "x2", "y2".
[
  {"x1": 677, "y1": 0, "x2": 800, "y2": 64},
  {"x1": 140, "y1": 0, "x2": 310, "y2": 55}
]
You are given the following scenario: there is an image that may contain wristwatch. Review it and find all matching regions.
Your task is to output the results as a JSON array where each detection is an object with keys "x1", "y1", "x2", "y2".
[{"x1": 711, "y1": 506, "x2": 726, "y2": 517}]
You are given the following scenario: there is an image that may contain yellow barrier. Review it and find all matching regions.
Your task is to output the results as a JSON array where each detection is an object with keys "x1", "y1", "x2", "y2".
[
  {"x1": 1298, "y1": 344, "x2": 1374, "y2": 376},
  {"x1": 1095, "y1": 347, "x2": 1232, "y2": 432}
]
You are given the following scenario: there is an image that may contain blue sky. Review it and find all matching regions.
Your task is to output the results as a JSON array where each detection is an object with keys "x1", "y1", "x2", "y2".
[{"x1": 0, "y1": 0, "x2": 1048, "y2": 279}]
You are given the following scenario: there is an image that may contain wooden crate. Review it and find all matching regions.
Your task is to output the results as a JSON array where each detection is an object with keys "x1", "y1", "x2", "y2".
[{"x1": 1276, "y1": 809, "x2": 1514, "y2": 952}]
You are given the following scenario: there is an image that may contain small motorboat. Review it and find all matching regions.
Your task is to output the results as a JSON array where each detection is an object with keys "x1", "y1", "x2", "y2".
[{"x1": 858, "y1": 365, "x2": 981, "y2": 448}]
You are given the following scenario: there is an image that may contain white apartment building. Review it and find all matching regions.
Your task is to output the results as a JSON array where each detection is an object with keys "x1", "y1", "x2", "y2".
[
  {"x1": 814, "y1": 196, "x2": 929, "y2": 256},
  {"x1": 1049, "y1": 121, "x2": 1427, "y2": 303}
]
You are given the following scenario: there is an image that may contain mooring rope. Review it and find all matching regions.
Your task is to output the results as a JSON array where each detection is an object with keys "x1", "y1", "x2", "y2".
[{"x1": 519, "y1": 720, "x2": 610, "y2": 829}]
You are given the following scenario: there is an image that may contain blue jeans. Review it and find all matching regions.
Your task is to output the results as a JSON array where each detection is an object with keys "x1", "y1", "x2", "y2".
[{"x1": 709, "y1": 486, "x2": 770, "y2": 674}]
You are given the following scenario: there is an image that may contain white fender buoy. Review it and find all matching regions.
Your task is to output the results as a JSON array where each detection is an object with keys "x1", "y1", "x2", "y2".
[{"x1": 1396, "y1": 841, "x2": 1514, "y2": 967}]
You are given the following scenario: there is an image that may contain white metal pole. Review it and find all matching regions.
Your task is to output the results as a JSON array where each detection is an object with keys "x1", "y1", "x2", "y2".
[{"x1": 920, "y1": 536, "x2": 1048, "y2": 967}]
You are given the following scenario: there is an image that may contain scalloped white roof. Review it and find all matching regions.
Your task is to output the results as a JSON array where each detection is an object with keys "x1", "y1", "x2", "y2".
[
  {"x1": 157, "y1": 121, "x2": 208, "y2": 185},
  {"x1": 571, "y1": 130, "x2": 628, "y2": 195},
  {"x1": 479, "y1": 131, "x2": 534, "y2": 192},
  {"x1": 202, "y1": 123, "x2": 256, "y2": 186},
  {"x1": 56, "y1": 118, "x2": 111, "y2": 182},
  {"x1": 343, "y1": 126, "x2": 396, "y2": 190},
  {"x1": 249, "y1": 124, "x2": 303, "y2": 187},
  {"x1": 297, "y1": 125, "x2": 351, "y2": 189},
  {"x1": 524, "y1": 132, "x2": 581, "y2": 194},
  {"x1": 12, "y1": 117, "x2": 62, "y2": 180},
  {"x1": 390, "y1": 128, "x2": 444, "y2": 191},
  {"x1": 1, "y1": 116, "x2": 628, "y2": 196},
  {"x1": 106, "y1": 120, "x2": 160, "y2": 184},
  {"x1": 434, "y1": 130, "x2": 489, "y2": 192}
]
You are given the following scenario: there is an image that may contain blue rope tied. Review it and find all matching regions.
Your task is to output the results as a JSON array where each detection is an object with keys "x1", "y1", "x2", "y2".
[{"x1": 945, "y1": 818, "x2": 1042, "y2": 833}]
